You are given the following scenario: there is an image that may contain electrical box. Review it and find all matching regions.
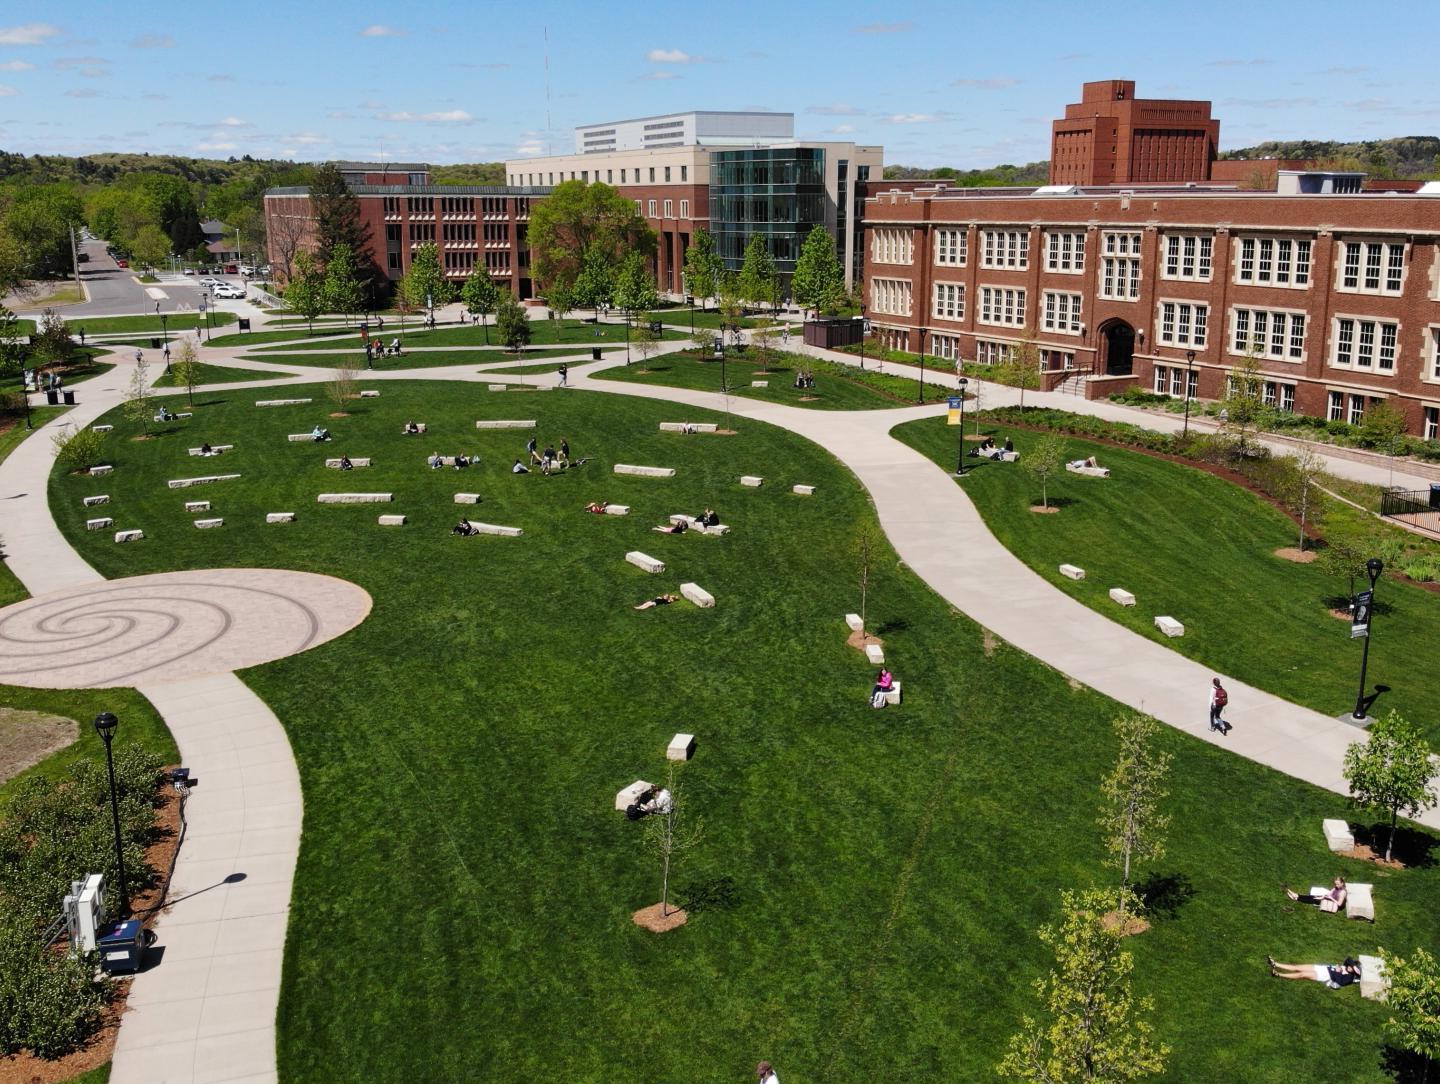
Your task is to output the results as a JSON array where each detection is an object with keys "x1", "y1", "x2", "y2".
[
  {"x1": 63, "y1": 873, "x2": 106, "y2": 954},
  {"x1": 98, "y1": 919, "x2": 144, "y2": 975}
]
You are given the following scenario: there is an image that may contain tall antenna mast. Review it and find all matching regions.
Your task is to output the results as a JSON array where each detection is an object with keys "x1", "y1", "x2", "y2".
[{"x1": 544, "y1": 26, "x2": 552, "y2": 156}]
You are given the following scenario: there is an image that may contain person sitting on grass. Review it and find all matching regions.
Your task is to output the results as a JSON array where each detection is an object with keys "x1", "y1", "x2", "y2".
[
  {"x1": 453, "y1": 453, "x2": 470, "y2": 469},
  {"x1": 1268, "y1": 956, "x2": 1361, "y2": 988},
  {"x1": 404, "y1": 420, "x2": 420, "y2": 435},
  {"x1": 1004, "y1": 437, "x2": 1015, "y2": 453},
  {"x1": 652, "y1": 518, "x2": 688, "y2": 534},
  {"x1": 199, "y1": 442, "x2": 215, "y2": 457},
  {"x1": 633, "y1": 593, "x2": 679, "y2": 610},
  {"x1": 512, "y1": 458, "x2": 530, "y2": 474},
  {"x1": 585, "y1": 501, "x2": 609, "y2": 514},
  {"x1": 452, "y1": 520, "x2": 480, "y2": 536},
  {"x1": 428, "y1": 451, "x2": 443, "y2": 469},
  {"x1": 338, "y1": 454, "x2": 353, "y2": 471},
  {"x1": 311, "y1": 426, "x2": 331, "y2": 442},
  {"x1": 1285, "y1": 877, "x2": 1347, "y2": 913},
  {"x1": 639, "y1": 786, "x2": 673, "y2": 816}
]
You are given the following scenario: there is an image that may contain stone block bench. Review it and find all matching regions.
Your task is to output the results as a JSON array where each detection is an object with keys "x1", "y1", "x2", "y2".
[
  {"x1": 188, "y1": 445, "x2": 234, "y2": 456},
  {"x1": 793, "y1": 484, "x2": 815, "y2": 496},
  {"x1": 999, "y1": 450, "x2": 1021, "y2": 462},
  {"x1": 93, "y1": 425, "x2": 113, "y2": 433},
  {"x1": 615, "y1": 464, "x2": 675, "y2": 478},
  {"x1": 194, "y1": 518, "x2": 224, "y2": 529},
  {"x1": 1323, "y1": 818, "x2": 1355, "y2": 853},
  {"x1": 86, "y1": 517, "x2": 113, "y2": 531},
  {"x1": 865, "y1": 643, "x2": 885, "y2": 665},
  {"x1": 185, "y1": 501, "x2": 210, "y2": 513},
  {"x1": 288, "y1": 433, "x2": 322, "y2": 443},
  {"x1": 603, "y1": 504, "x2": 630, "y2": 516},
  {"x1": 266, "y1": 512, "x2": 296, "y2": 523},
  {"x1": 1359, "y1": 955, "x2": 1388, "y2": 1001},
  {"x1": 615, "y1": 780, "x2": 653, "y2": 812},
  {"x1": 256, "y1": 398, "x2": 312, "y2": 407},
  {"x1": 751, "y1": 380, "x2": 769, "y2": 388},
  {"x1": 360, "y1": 390, "x2": 380, "y2": 398},
  {"x1": 461, "y1": 521, "x2": 523, "y2": 537},
  {"x1": 83, "y1": 495, "x2": 109, "y2": 507},
  {"x1": 625, "y1": 550, "x2": 665, "y2": 574},
  {"x1": 1153, "y1": 615, "x2": 1184, "y2": 638},
  {"x1": 454, "y1": 493, "x2": 482, "y2": 505},
  {"x1": 667, "y1": 733, "x2": 696, "y2": 761},
  {"x1": 1066, "y1": 463, "x2": 1111, "y2": 478},
  {"x1": 114, "y1": 529, "x2": 144, "y2": 543},
  {"x1": 1109, "y1": 588, "x2": 1136, "y2": 607},
  {"x1": 1059, "y1": 564, "x2": 1085, "y2": 580},
  {"x1": 475, "y1": 419, "x2": 536, "y2": 429},
  {"x1": 1345, "y1": 882, "x2": 1375, "y2": 923},
  {"x1": 325, "y1": 457, "x2": 372, "y2": 468},
  {"x1": 487, "y1": 384, "x2": 507, "y2": 392},
  {"x1": 378, "y1": 514, "x2": 407, "y2": 526},
  {"x1": 680, "y1": 582, "x2": 715, "y2": 608},
  {"x1": 317, "y1": 493, "x2": 394, "y2": 504},
  {"x1": 883, "y1": 681, "x2": 903, "y2": 706},
  {"x1": 740, "y1": 476, "x2": 763, "y2": 487},
  {"x1": 668, "y1": 515, "x2": 730, "y2": 536},
  {"x1": 846, "y1": 613, "x2": 863, "y2": 631},
  {"x1": 659, "y1": 422, "x2": 718, "y2": 434},
  {"x1": 90, "y1": 465, "x2": 114, "y2": 476},
  {"x1": 168, "y1": 474, "x2": 241, "y2": 489}
]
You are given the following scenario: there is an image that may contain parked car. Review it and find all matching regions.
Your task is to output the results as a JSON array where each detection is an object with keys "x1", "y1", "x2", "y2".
[
  {"x1": 224, "y1": 263, "x2": 238, "y2": 274},
  {"x1": 116, "y1": 258, "x2": 129, "y2": 268},
  {"x1": 212, "y1": 283, "x2": 245, "y2": 299},
  {"x1": 199, "y1": 277, "x2": 219, "y2": 288},
  {"x1": 239, "y1": 264, "x2": 256, "y2": 276},
  {"x1": 182, "y1": 267, "x2": 195, "y2": 276}
]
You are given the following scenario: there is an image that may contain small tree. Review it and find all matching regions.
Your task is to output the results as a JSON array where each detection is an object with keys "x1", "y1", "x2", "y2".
[
  {"x1": 1280, "y1": 447, "x2": 1326, "y2": 552},
  {"x1": 638, "y1": 763, "x2": 704, "y2": 919},
  {"x1": 121, "y1": 356, "x2": 153, "y2": 435},
  {"x1": 1342, "y1": 710, "x2": 1438, "y2": 862},
  {"x1": 171, "y1": 337, "x2": 201, "y2": 406},
  {"x1": 1098, "y1": 714, "x2": 1173, "y2": 911},
  {"x1": 495, "y1": 291, "x2": 532, "y2": 353},
  {"x1": 402, "y1": 241, "x2": 454, "y2": 321},
  {"x1": 613, "y1": 251, "x2": 659, "y2": 327},
  {"x1": 572, "y1": 245, "x2": 615, "y2": 321},
  {"x1": 790, "y1": 224, "x2": 845, "y2": 316},
  {"x1": 1378, "y1": 946, "x2": 1440, "y2": 1081},
  {"x1": 1024, "y1": 432, "x2": 1067, "y2": 510},
  {"x1": 286, "y1": 252, "x2": 326, "y2": 335},
  {"x1": 329, "y1": 358, "x2": 358, "y2": 411},
  {"x1": 998, "y1": 886, "x2": 1168, "y2": 1083},
  {"x1": 737, "y1": 235, "x2": 777, "y2": 311},
  {"x1": 547, "y1": 283, "x2": 575, "y2": 329},
  {"x1": 717, "y1": 276, "x2": 744, "y2": 340},
  {"x1": 321, "y1": 242, "x2": 365, "y2": 325},
  {"x1": 1317, "y1": 534, "x2": 1367, "y2": 603},
  {"x1": 460, "y1": 268, "x2": 500, "y2": 344},
  {"x1": 1003, "y1": 338, "x2": 1042, "y2": 412},
  {"x1": 32, "y1": 309, "x2": 74, "y2": 368},
  {"x1": 683, "y1": 227, "x2": 723, "y2": 310},
  {"x1": 51, "y1": 424, "x2": 107, "y2": 471},
  {"x1": 1223, "y1": 353, "x2": 1266, "y2": 455},
  {"x1": 1359, "y1": 400, "x2": 1409, "y2": 488},
  {"x1": 852, "y1": 522, "x2": 884, "y2": 633},
  {"x1": 631, "y1": 325, "x2": 660, "y2": 368}
]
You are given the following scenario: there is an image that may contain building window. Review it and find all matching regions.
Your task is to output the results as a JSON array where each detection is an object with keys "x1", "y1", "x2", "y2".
[
  {"x1": 975, "y1": 339, "x2": 1017, "y2": 365},
  {"x1": 1158, "y1": 301, "x2": 1208, "y2": 347},
  {"x1": 635, "y1": 200, "x2": 643, "y2": 213},
  {"x1": 1430, "y1": 328, "x2": 1440, "y2": 381},
  {"x1": 649, "y1": 168, "x2": 655, "y2": 182},
  {"x1": 871, "y1": 278, "x2": 913, "y2": 316},
  {"x1": 1163, "y1": 234, "x2": 1213, "y2": 281},
  {"x1": 979, "y1": 286, "x2": 1026, "y2": 327},
  {"x1": 1332, "y1": 316, "x2": 1398, "y2": 372},
  {"x1": 681, "y1": 165, "x2": 688, "y2": 182},
  {"x1": 647, "y1": 199, "x2": 657, "y2": 217},
  {"x1": 1100, "y1": 231, "x2": 1142, "y2": 300},
  {"x1": 932, "y1": 333, "x2": 961, "y2": 361},
  {"x1": 933, "y1": 282, "x2": 964, "y2": 320},
  {"x1": 679, "y1": 199, "x2": 689, "y2": 218},
  {"x1": 663, "y1": 199, "x2": 673, "y2": 217},
  {"x1": 1232, "y1": 308, "x2": 1305, "y2": 361},
  {"x1": 1040, "y1": 348, "x2": 1074, "y2": 370},
  {"x1": 664, "y1": 166, "x2": 671, "y2": 182},
  {"x1": 935, "y1": 228, "x2": 967, "y2": 267},
  {"x1": 1349, "y1": 394, "x2": 1367, "y2": 426},
  {"x1": 1235, "y1": 236, "x2": 1312, "y2": 287},
  {"x1": 1042, "y1": 290, "x2": 1082, "y2": 334},
  {"x1": 1424, "y1": 406, "x2": 1439, "y2": 441},
  {"x1": 981, "y1": 229, "x2": 1028, "y2": 269},
  {"x1": 1339, "y1": 240, "x2": 1405, "y2": 294},
  {"x1": 872, "y1": 227, "x2": 914, "y2": 265},
  {"x1": 1263, "y1": 381, "x2": 1297, "y2": 412},
  {"x1": 1328, "y1": 390, "x2": 1345, "y2": 422},
  {"x1": 407, "y1": 223, "x2": 435, "y2": 243},
  {"x1": 1044, "y1": 231, "x2": 1086, "y2": 273},
  {"x1": 383, "y1": 196, "x2": 400, "y2": 214}
]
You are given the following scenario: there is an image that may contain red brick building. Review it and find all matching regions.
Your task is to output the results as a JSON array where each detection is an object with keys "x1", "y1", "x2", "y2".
[
  {"x1": 1051, "y1": 80, "x2": 1220, "y2": 186},
  {"x1": 863, "y1": 179, "x2": 1440, "y2": 437}
]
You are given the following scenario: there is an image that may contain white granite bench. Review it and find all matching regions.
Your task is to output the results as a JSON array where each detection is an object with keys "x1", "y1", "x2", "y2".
[
  {"x1": 1109, "y1": 588, "x2": 1136, "y2": 607},
  {"x1": 866, "y1": 643, "x2": 885, "y2": 665},
  {"x1": 1359, "y1": 954, "x2": 1388, "y2": 1001},
  {"x1": 288, "y1": 433, "x2": 321, "y2": 443},
  {"x1": 194, "y1": 518, "x2": 223, "y2": 529},
  {"x1": 360, "y1": 390, "x2": 380, "y2": 398},
  {"x1": 883, "y1": 681, "x2": 903, "y2": 707},
  {"x1": 1346, "y1": 882, "x2": 1375, "y2": 922},
  {"x1": 659, "y1": 422, "x2": 718, "y2": 434},
  {"x1": 83, "y1": 495, "x2": 109, "y2": 507},
  {"x1": 454, "y1": 493, "x2": 482, "y2": 504},
  {"x1": 461, "y1": 521, "x2": 523, "y2": 537},
  {"x1": 401, "y1": 423, "x2": 428, "y2": 434},
  {"x1": 176, "y1": 412, "x2": 192, "y2": 419},
  {"x1": 668, "y1": 514, "x2": 731, "y2": 536},
  {"x1": 488, "y1": 384, "x2": 507, "y2": 392},
  {"x1": 1153, "y1": 615, "x2": 1184, "y2": 638},
  {"x1": 266, "y1": 512, "x2": 296, "y2": 523},
  {"x1": 740, "y1": 475, "x2": 763, "y2": 487},
  {"x1": 475, "y1": 419, "x2": 536, "y2": 429},
  {"x1": 603, "y1": 504, "x2": 630, "y2": 516},
  {"x1": 615, "y1": 464, "x2": 676, "y2": 478},
  {"x1": 1323, "y1": 818, "x2": 1355, "y2": 853},
  {"x1": 378, "y1": 514, "x2": 407, "y2": 526},
  {"x1": 680, "y1": 582, "x2": 715, "y2": 608},
  {"x1": 846, "y1": 613, "x2": 863, "y2": 631},
  {"x1": 188, "y1": 445, "x2": 233, "y2": 456},
  {"x1": 89, "y1": 465, "x2": 113, "y2": 476},
  {"x1": 793, "y1": 484, "x2": 815, "y2": 496},
  {"x1": 167, "y1": 474, "x2": 241, "y2": 489},
  {"x1": 751, "y1": 380, "x2": 768, "y2": 388},
  {"x1": 1066, "y1": 463, "x2": 1111, "y2": 478},
  {"x1": 317, "y1": 492, "x2": 394, "y2": 504},
  {"x1": 625, "y1": 550, "x2": 665, "y2": 574},
  {"x1": 615, "y1": 780, "x2": 653, "y2": 812},
  {"x1": 1059, "y1": 564, "x2": 1086, "y2": 580},
  {"x1": 92, "y1": 424, "x2": 113, "y2": 433},
  {"x1": 184, "y1": 500, "x2": 210, "y2": 513},
  {"x1": 256, "y1": 398, "x2": 312, "y2": 407},
  {"x1": 999, "y1": 450, "x2": 1021, "y2": 462},
  {"x1": 114, "y1": 529, "x2": 143, "y2": 543},
  {"x1": 325, "y1": 457, "x2": 372, "y2": 468},
  {"x1": 86, "y1": 517, "x2": 113, "y2": 531},
  {"x1": 667, "y1": 733, "x2": 696, "y2": 761}
]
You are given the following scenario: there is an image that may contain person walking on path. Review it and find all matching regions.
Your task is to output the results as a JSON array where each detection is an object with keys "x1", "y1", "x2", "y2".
[
  {"x1": 558, "y1": 363, "x2": 569, "y2": 387},
  {"x1": 1209, "y1": 677, "x2": 1231, "y2": 734}
]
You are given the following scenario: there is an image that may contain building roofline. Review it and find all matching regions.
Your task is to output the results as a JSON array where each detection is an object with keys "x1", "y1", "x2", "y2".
[
  {"x1": 266, "y1": 184, "x2": 554, "y2": 197},
  {"x1": 577, "y1": 109, "x2": 794, "y2": 130},
  {"x1": 327, "y1": 161, "x2": 430, "y2": 171}
]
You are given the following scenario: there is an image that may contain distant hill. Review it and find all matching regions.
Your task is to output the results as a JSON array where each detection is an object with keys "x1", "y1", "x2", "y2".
[
  {"x1": 0, "y1": 150, "x2": 311, "y2": 188},
  {"x1": 881, "y1": 161, "x2": 1049, "y2": 186},
  {"x1": 1220, "y1": 136, "x2": 1439, "y2": 179},
  {"x1": 431, "y1": 163, "x2": 506, "y2": 186}
]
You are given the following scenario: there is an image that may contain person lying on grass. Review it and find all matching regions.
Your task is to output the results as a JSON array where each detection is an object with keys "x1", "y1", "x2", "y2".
[
  {"x1": 1068, "y1": 455, "x2": 1100, "y2": 469},
  {"x1": 452, "y1": 520, "x2": 481, "y2": 536},
  {"x1": 634, "y1": 593, "x2": 680, "y2": 610},
  {"x1": 1284, "y1": 877, "x2": 1347, "y2": 913},
  {"x1": 652, "y1": 518, "x2": 688, "y2": 534},
  {"x1": 585, "y1": 501, "x2": 609, "y2": 514},
  {"x1": 1268, "y1": 956, "x2": 1361, "y2": 988}
]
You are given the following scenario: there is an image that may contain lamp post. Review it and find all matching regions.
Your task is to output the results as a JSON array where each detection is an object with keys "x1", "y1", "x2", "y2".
[
  {"x1": 93, "y1": 712, "x2": 128, "y2": 917},
  {"x1": 1350, "y1": 558, "x2": 1384, "y2": 721},
  {"x1": 955, "y1": 377, "x2": 970, "y2": 476},
  {"x1": 1182, "y1": 349, "x2": 1197, "y2": 437},
  {"x1": 159, "y1": 307, "x2": 170, "y2": 373},
  {"x1": 917, "y1": 329, "x2": 926, "y2": 404},
  {"x1": 625, "y1": 309, "x2": 631, "y2": 365},
  {"x1": 859, "y1": 302, "x2": 867, "y2": 371}
]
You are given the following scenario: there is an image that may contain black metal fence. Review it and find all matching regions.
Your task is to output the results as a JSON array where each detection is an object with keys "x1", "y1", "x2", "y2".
[{"x1": 1380, "y1": 487, "x2": 1440, "y2": 534}]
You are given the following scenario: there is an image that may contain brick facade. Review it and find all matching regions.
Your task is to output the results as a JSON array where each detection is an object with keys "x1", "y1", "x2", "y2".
[{"x1": 1051, "y1": 80, "x2": 1220, "y2": 186}]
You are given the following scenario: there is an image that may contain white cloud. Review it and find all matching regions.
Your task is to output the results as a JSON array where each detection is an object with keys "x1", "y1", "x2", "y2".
[
  {"x1": 856, "y1": 21, "x2": 912, "y2": 33},
  {"x1": 951, "y1": 77, "x2": 1020, "y2": 89},
  {"x1": 219, "y1": 116, "x2": 248, "y2": 127},
  {"x1": 828, "y1": 124, "x2": 856, "y2": 134},
  {"x1": 360, "y1": 24, "x2": 405, "y2": 37},
  {"x1": 0, "y1": 84, "x2": 17, "y2": 97},
  {"x1": 1222, "y1": 96, "x2": 1318, "y2": 109},
  {"x1": 639, "y1": 70, "x2": 678, "y2": 81},
  {"x1": 886, "y1": 113, "x2": 936, "y2": 124},
  {"x1": 196, "y1": 141, "x2": 237, "y2": 151},
  {"x1": 0, "y1": 60, "x2": 33, "y2": 71},
  {"x1": 807, "y1": 103, "x2": 860, "y2": 116},
  {"x1": 647, "y1": 47, "x2": 694, "y2": 63},
  {"x1": 515, "y1": 139, "x2": 544, "y2": 156},
  {"x1": 64, "y1": 87, "x2": 99, "y2": 98},
  {"x1": 326, "y1": 109, "x2": 353, "y2": 120},
  {"x1": 0, "y1": 23, "x2": 60, "y2": 46},
  {"x1": 376, "y1": 109, "x2": 474, "y2": 123},
  {"x1": 130, "y1": 34, "x2": 175, "y2": 48}
]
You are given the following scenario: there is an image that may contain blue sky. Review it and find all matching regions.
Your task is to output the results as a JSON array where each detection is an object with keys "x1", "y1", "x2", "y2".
[{"x1": 1, "y1": 1, "x2": 1435, "y2": 168}]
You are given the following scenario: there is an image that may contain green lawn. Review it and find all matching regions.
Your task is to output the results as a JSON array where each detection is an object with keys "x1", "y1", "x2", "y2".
[
  {"x1": 238, "y1": 347, "x2": 613, "y2": 370},
  {"x1": 43, "y1": 380, "x2": 1438, "y2": 1081},
  {"x1": 595, "y1": 349, "x2": 957, "y2": 410},
  {"x1": 646, "y1": 309, "x2": 780, "y2": 331},
  {"x1": 205, "y1": 326, "x2": 353, "y2": 349},
  {"x1": 253, "y1": 321, "x2": 685, "y2": 352},
  {"x1": 0, "y1": 407, "x2": 68, "y2": 607},
  {"x1": 69, "y1": 313, "x2": 238, "y2": 336},
  {"x1": 152, "y1": 363, "x2": 293, "y2": 387},
  {"x1": 894, "y1": 416, "x2": 1440, "y2": 743}
]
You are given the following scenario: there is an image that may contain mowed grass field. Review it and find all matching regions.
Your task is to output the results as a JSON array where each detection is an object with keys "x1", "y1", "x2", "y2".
[
  {"x1": 45, "y1": 382, "x2": 1438, "y2": 1081},
  {"x1": 251, "y1": 320, "x2": 686, "y2": 352},
  {"x1": 894, "y1": 416, "x2": 1440, "y2": 744}
]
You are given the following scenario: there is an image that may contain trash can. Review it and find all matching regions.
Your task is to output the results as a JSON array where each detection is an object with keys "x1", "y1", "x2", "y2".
[
  {"x1": 591, "y1": 347, "x2": 601, "y2": 361},
  {"x1": 62, "y1": 390, "x2": 76, "y2": 405},
  {"x1": 97, "y1": 919, "x2": 144, "y2": 975},
  {"x1": 45, "y1": 389, "x2": 59, "y2": 405},
  {"x1": 150, "y1": 338, "x2": 161, "y2": 350},
  {"x1": 1430, "y1": 484, "x2": 1440, "y2": 510}
]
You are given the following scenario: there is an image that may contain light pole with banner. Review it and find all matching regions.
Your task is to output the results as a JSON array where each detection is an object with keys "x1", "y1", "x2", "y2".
[
  {"x1": 1182, "y1": 349, "x2": 1197, "y2": 437},
  {"x1": 950, "y1": 378, "x2": 970, "y2": 475},
  {"x1": 92, "y1": 712, "x2": 128, "y2": 917},
  {"x1": 1348, "y1": 558, "x2": 1384, "y2": 720}
]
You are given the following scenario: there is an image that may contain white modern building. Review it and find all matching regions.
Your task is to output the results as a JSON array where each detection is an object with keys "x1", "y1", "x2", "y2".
[{"x1": 575, "y1": 111, "x2": 794, "y2": 154}]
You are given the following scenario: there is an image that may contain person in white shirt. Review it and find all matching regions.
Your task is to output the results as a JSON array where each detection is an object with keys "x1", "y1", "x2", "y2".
[
  {"x1": 756, "y1": 1061, "x2": 779, "y2": 1084},
  {"x1": 640, "y1": 787, "x2": 673, "y2": 816}
]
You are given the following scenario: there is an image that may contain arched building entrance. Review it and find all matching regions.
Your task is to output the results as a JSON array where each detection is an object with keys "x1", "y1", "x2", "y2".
[{"x1": 1100, "y1": 320, "x2": 1135, "y2": 375}]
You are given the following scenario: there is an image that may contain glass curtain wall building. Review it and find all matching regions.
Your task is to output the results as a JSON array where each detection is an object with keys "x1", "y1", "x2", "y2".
[{"x1": 709, "y1": 147, "x2": 826, "y2": 284}]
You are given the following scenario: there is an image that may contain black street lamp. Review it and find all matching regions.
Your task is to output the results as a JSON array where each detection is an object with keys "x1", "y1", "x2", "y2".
[
  {"x1": 917, "y1": 329, "x2": 927, "y2": 404},
  {"x1": 954, "y1": 377, "x2": 970, "y2": 476},
  {"x1": 1182, "y1": 349, "x2": 1197, "y2": 437},
  {"x1": 93, "y1": 712, "x2": 128, "y2": 917},
  {"x1": 859, "y1": 302, "x2": 867, "y2": 371},
  {"x1": 1351, "y1": 558, "x2": 1384, "y2": 721},
  {"x1": 625, "y1": 310, "x2": 631, "y2": 365}
]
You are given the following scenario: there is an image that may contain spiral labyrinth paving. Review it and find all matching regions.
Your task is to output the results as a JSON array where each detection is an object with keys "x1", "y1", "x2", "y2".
[{"x1": 0, "y1": 568, "x2": 371, "y2": 688}]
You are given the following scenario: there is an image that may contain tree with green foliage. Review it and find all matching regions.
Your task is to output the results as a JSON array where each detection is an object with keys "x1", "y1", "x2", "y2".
[
  {"x1": 0, "y1": 307, "x2": 22, "y2": 382},
  {"x1": 1343, "y1": 711, "x2": 1437, "y2": 862},
  {"x1": 998, "y1": 886, "x2": 1168, "y2": 1082},
  {"x1": 1378, "y1": 946, "x2": 1440, "y2": 1081},
  {"x1": 1000, "y1": 337, "x2": 1042, "y2": 412},
  {"x1": 682, "y1": 227, "x2": 723, "y2": 310},
  {"x1": 1098, "y1": 714, "x2": 1172, "y2": 912},
  {"x1": 1279, "y1": 447, "x2": 1326, "y2": 553},
  {"x1": 31, "y1": 310, "x2": 74, "y2": 367},
  {"x1": 1023, "y1": 431, "x2": 1067, "y2": 510},
  {"x1": 460, "y1": 268, "x2": 501, "y2": 343},
  {"x1": 638, "y1": 763, "x2": 703, "y2": 920},
  {"x1": 1359, "y1": 400, "x2": 1409, "y2": 486},
  {"x1": 1, "y1": 183, "x2": 84, "y2": 279},
  {"x1": 50, "y1": 424, "x2": 107, "y2": 472},
  {"x1": 121, "y1": 355, "x2": 153, "y2": 435},
  {"x1": 631, "y1": 324, "x2": 661, "y2": 368},
  {"x1": 526, "y1": 179, "x2": 655, "y2": 295},
  {"x1": 737, "y1": 234, "x2": 777, "y2": 310},
  {"x1": 613, "y1": 251, "x2": 660, "y2": 326},
  {"x1": 172, "y1": 338, "x2": 201, "y2": 406},
  {"x1": 401, "y1": 242, "x2": 454, "y2": 320},
  {"x1": 129, "y1": 223, "x2": 171, "y2": 271},
  {"x1": 1223, "y1": 353, "x2": 1267, "y2": 454},
  {"x1": 572, "y1": 245, "x2": 615, "y2": 319},
  {"x1": 286, "y1": 251, "x2": 326, "y2": 335},
  {"x1": 322, "y1": 242, "x2": 365, "y2": 324},
  {"x1": 309, "y1": 164, "x2": 373, "y2": 272},
  {"x1": 791, "y1": 225, "x2": 845, "y2": 316},
  {"x1": 546, "y1": 283, "x2": 575, "y2": 328},
  {"x1": 495, "y1": 291, "x2": 532, "y2": 353}
]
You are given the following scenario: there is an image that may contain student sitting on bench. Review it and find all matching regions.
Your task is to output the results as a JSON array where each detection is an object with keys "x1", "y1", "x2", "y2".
[
  {"x1": 625, "y1": 784, "x2": 674, "y2": 818},
  {"x1": 311, "y1": 425, "x2": 331, "y2": 442},
  {"x1": 695, "y1": 508, "x2": 720, "y2": 527},
  {"x1": 199, "y1": 442, "x2": 215, "y2": 457},
  {"x1": 453, "y1": 453, "x2": 471, "y2": 469},
  {"x1": 585, "y1": 501, "x2": 609, "y2": 514},
  {"x1": 452, "y1": 519, "x2": 480, "y2": 536},
  {"x1": 338, "y1": 454, "x2": 353, "y2": 471},
  {"x1": 404, "y1": 420, "x2": 421, "y2": 435},
  {"x1": 652, "y1": 518, "x2": 688, "y2": 534}
]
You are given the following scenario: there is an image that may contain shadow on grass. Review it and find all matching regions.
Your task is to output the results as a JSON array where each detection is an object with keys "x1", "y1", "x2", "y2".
[
  {"x1": 1355, "y1": 823, "x2": 1437, "y2": 869},
  {"x1": 1379, "y1": 1045, "x2": 1431, "y2": 1084},
  {"x1": 875, "y1": 617, "x2": 912, "y2": 636},
  {"x1": 676, "y1": 875, "x2": 739, "y2": 915},
  {"x1": 1134, "y1": 870, "x2": 1197, "y2": 920}
]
